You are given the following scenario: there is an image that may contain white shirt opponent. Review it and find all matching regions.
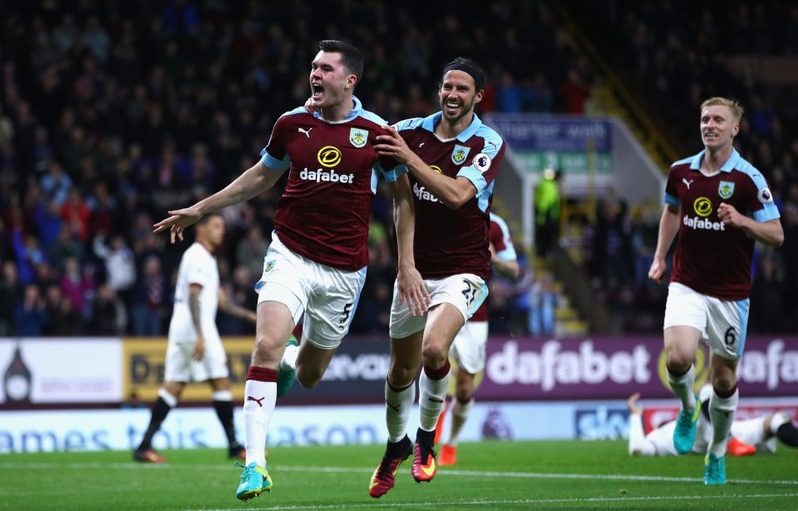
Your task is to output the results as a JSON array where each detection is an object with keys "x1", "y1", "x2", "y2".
[{"x1": 168, "y1": 243, "x2": 220, "y2": 343}]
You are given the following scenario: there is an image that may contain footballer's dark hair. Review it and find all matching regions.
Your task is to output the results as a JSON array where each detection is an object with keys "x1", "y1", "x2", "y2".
[
  {"x1": 319, "y1": 40, "x2": 364, "y2": 84},
  {"x1": 442, "y1": 57, "x2": 486, "y2": 91},
  {"x1": 197, "y1": 212, "x2": 223, "y2": 226}
]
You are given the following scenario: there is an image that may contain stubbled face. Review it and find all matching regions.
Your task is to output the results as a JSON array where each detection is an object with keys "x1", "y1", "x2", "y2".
[
  {"x1": 700, "y1": 105, "x2": 740, "y2": 151},
  {"x1": 309, "y1": 51, "x2": 355, "y2": 108},
  {"x1": 439, "y1": 70, "x2": 482, "y2": 124}
]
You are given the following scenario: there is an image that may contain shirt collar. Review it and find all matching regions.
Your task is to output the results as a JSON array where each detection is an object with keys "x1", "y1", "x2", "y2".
[
  {"x1": 312, "y1": 96, "x2": 363, "y2": 123},
  {"x1": 689, "y1": 148, "x2": 740, "y2": 173},
  {"x1": 420, "y1": 111, "x2": 483, "y2": 142}
]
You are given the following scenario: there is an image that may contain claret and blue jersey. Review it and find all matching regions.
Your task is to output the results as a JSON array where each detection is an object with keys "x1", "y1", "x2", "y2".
[
  {"x1": 260, "y1": 97, "x2": 404, "y2": 271},
  {"x1": 394, "y1": 112, "x2": 506, "y2": 280},
  {"x1": 664, "y1": 148, "x2": 780, "y2": 300}
]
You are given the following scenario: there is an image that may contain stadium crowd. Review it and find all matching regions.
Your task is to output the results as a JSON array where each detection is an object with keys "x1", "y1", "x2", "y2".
[
  {"x1": 570, "y1": 0, "x2": 798, "y2": 334},
  {"x1": 0, "y1": 1, "x2": 586, "y2": 338},
  {"x1": 0, "y1": 0, "x2": 794, "y2": 338}
]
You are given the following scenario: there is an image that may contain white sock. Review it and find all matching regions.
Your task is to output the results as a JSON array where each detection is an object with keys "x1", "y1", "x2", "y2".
[
  {"x1": 158, "y1": 388, "x2": 178, "y2": 407},
  {"x1": 667, "y1": 365, "x2": 697, "y2": 413},
  {"x1": 243, "y1": 380, "x2": 277, "y2": 467},
  {"x1": 709, "y1": 387, "x2": 738, "y2": 457},
  {"x1": 212, "y1": 390, "x2": 232, "y2": 401},
  {"x1": 385, "y1": 380, "x2": 416, "y2": 443},
  {"x1": 418, "y1": 366, "x2": 451, "y2": 431},
  {"x1": 448, "y1": 398, "x2": 473, "y2": 446},
  {"x1": 280, "y1": 343, "x2": 299, "y2": 371}
]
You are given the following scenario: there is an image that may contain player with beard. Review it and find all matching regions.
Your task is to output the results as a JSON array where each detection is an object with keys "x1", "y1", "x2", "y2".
[
  {"x1": 153, "y1": 40, "x2": 428, "y2": 501},
  {"x1": 366, "y1": 57, "x2": 505, "y2": 498}
]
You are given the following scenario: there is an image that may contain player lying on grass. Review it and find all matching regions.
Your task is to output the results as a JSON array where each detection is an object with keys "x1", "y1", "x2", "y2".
[{"x1": 627, "y1": 386, "x2": 798, "y2": 457}]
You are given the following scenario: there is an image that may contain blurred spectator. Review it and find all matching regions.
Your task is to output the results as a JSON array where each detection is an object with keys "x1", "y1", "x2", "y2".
[
  {"x1": 750, "y1": 254, "x2": 786, "y2": 333},
  {"x1": 59, "y1": 189, "x2": 90, "y2": 242},
  {"x1": 0, "y1": 261, "x2": 22, "y2": 336},
  {"x1": 130, "y1": 255, "x2": 167, "y2": 337},
  {"x1": 591, "y1": 197, "x2": 632, "y2": 290},
  {"x1": 59, "y1": 256, "x2": 94, "y2": 319},
  {"x1": 89, "y1": 284, "x2": 127, "y2": 336},
  {"x1": 534, "y1": 168, "x2": 563, "y2": 257},
  {"x1": 11, "y1": 228, "x2": 46, "y2": 286},
  {"x1": 43, "y1": 283, "x2": 82, "y2": 336},
  {"x1": 235, "y1": 225, "x2": 268, "y2": 282},
  {"x1": 560, "y1": 68, "x2": 592, "y2": 114},
  {"x1": 48, "y1": 225, "x2": 84, "y2": 272},
  {"x1": 527, "y1": 273, "x2": 557, "y2": 336},
  {"x1": 13, "y1": 284, "x2": 47, "y2": 336},
  {"x1": 93, "y1": 233, "x2": 136, "y2": 305},
  {"x1": 32, "y1": 198, "x2": 63, "y2": 253}
]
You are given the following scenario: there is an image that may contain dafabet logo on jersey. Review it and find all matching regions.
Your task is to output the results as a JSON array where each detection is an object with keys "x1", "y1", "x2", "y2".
[
  {"x1": 298, "y1": 145, "x2": 355, "y2": 184},
  {"x1": 413, "y1": 182, "x2": 439, "y2": 203},
  {"x1": 693, "y1": 197, "x2": 713, "y2": 217},
  {"x1": 317, "y1": 146, "x2": 342, "y2": 168},
  {"x1": 684, "y1": 196, "x2": 725, "y2": 231}
]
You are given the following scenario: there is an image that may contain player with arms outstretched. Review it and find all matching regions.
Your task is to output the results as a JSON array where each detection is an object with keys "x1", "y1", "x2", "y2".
[{"x1": 153, "y1": 40, "x2": 428, "y2": 501}]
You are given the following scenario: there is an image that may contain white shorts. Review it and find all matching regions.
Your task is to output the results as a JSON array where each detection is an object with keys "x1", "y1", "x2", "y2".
[
  {"x1": 730, "y1": 416, "x2": 770, "y2": 451},
  {"x1": 642, "y1": 415, "x2": 712, "y2": 456},
  {"x1": 663, "y1": 282, "x2": 750, "y2": 360},
  {"x1": 389, "y1": 273, "x2": 488, "y2": 339},
  {"x1": 255, "y1": 232, "x2": 367, "y2": 350},
  {"x1": 164, "y1": 334, "x2": 228, "y2": 382},
  {"x1": 450, "y1": 321, "x2": 489, "y2": 374}
]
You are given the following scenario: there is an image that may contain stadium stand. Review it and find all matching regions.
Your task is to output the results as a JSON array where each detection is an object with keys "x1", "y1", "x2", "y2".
[{"x1": 0, "y1": 0, "x2": 795, "y2": 337}]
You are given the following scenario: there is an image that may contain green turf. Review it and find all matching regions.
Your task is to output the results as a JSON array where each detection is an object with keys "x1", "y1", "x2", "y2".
[{"x1": 1, "y1": 440, "x2": 796, "y2": 510}]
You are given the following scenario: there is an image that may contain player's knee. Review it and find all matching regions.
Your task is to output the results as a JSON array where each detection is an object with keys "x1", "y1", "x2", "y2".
[
  {"x1": 711, "y1": 375, "x2": 736, "y2": 394},
  {"x1": 455, "y1": 384, "x2": 474, "y2": 402},
  {"x1": 251, "y1": 334, "x2": 282, "y2": 365},
  {"x1": 388, "y1": 362, "x2": 417, "y2": 387},
  {"x1": 665, "y1": 351, "x2": 692, "y2": 374},
  {"x1": 421, "y1": 344, "x2": 448, "y2": 368}
]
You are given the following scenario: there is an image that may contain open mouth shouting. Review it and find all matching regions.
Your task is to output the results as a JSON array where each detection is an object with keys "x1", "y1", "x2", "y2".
[{"x1": 311, "y1": 82, "x2": 325, "y2": 103}]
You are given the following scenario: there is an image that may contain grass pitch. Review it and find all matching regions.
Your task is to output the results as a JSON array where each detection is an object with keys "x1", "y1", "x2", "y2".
[{"x1": 1, "y1": 440, "x2": 796, "y2": 510}]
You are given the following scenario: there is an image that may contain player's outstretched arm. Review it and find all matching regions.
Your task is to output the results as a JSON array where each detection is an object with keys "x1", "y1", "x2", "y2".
[
  {"x1": 648, "y1": 204, "x2": 680, "y2": 284},
  {"x1": 717, "y1": 203, "x2": 784, "y2": 247},
  {"x1": 153, "y1": 161, "x2": 285, "y2": 243},
  {"x1": 375, "y1": 128, "x2": 476, "y2": 209},
  {"x1": 389, "y1": 174, "x2": 430, "y2": 316}
]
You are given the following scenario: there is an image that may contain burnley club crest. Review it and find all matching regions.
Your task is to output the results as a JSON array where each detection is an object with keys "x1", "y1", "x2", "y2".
[
  {"x1": 718, "y1": 181, "x2": 735, "y2": 199},
  {"x1": 350, "y1": 128, "x2": 368, "y2": 148}
]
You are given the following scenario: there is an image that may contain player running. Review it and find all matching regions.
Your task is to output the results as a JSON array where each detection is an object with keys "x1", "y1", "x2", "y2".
[
  {"x1": 648, "y1": 97, "x2": 783, "y2": 484},
  {"x1": 367, "y1": 57, "x2": 505, "y2": 498},
  {"x1": 153, "y1": 40, "x2": 428, "y2": 501},
  {"x1": 437, "y1": 211, "x2": 520, "y2": 466}
]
